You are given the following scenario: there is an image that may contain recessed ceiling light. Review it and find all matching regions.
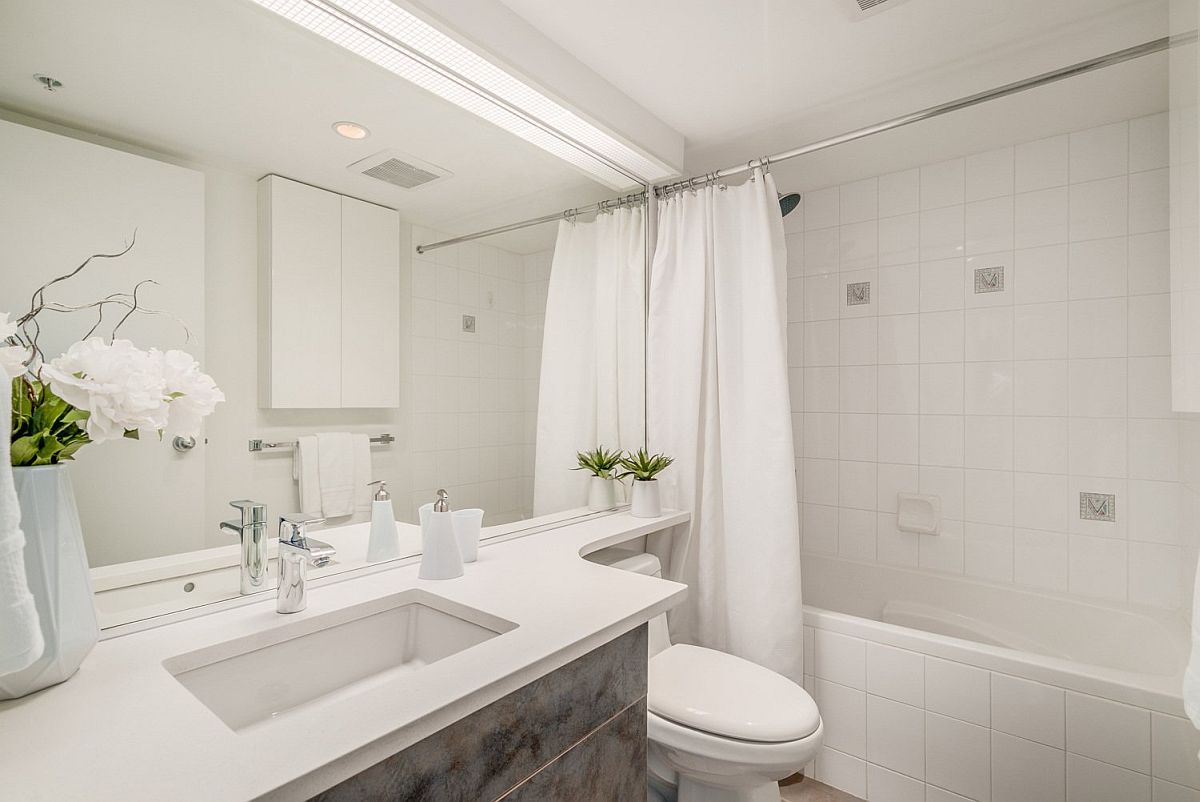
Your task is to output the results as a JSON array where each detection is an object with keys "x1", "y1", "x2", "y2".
[
  {"x1": 332, "y1": 121, "x2": 370, "y2": 139},
  {"x1": 247, "y1": 0, "x2": 674, "y2": 188}
]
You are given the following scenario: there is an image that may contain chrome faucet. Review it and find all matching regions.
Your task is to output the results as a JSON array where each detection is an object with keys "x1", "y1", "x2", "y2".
[
  {"x1": 219, "y1": 500, "x2": 269, "y2": 595},
  {"x1": 277, "y1": 513, "x2": 333, "y2": 614}
]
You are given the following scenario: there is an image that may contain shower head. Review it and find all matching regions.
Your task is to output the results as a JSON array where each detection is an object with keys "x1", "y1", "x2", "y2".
[{"x1": 778, "y1": 192, "x2": 801, "y2": 218}]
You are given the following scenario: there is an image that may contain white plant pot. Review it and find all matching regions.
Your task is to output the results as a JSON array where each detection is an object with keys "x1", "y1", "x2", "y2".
[
  {"x1": 0, "y1": 465, "x2": 100, "y2": 700},
  {"x1": 587, "y1": 476, "x2": 618, "y2": 511},
  {"x1": 631, "y1": 479, "x2": 662, "y2": 518}
]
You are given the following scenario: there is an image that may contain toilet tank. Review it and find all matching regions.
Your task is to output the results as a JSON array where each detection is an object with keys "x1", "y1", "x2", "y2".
[{"x1": 585, "y1": 547, "x2": 672, "y2": 656}]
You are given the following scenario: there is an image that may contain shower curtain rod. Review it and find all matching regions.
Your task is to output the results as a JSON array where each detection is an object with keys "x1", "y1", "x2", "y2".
[{"x1": 415, "y1": 33, "x2": 1183, "y2": 254}]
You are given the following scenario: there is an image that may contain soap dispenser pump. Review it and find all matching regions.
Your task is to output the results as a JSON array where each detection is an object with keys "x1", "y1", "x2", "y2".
[
  {"x1": 366, "y1": 481, "x2": 400, "y2": 563},
  {"x1": 419, "y1": 489, "x2": 464, "y2": 580}
]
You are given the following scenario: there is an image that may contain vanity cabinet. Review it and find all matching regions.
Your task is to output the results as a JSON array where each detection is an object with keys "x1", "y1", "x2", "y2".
[
  {"x1": 258, "y1": 174, "x2": 400, "y2": 408},
  {"x1": 312, "y1": 625, "x2": 648, "y2": 801}
]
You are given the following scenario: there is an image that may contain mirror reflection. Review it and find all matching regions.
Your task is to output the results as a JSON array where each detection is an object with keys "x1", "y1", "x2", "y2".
[{"x1": 1, "y1": 0, "x2": 648, "y2": 628}]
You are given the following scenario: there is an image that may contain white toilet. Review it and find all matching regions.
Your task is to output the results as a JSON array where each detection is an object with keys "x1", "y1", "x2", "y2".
[{"x1": 589, "y1": 549, "x2": 823, "y2": 802}]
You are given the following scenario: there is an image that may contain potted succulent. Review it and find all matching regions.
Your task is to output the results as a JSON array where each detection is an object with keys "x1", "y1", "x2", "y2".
[
  {"x1": 1, "y1": 239, "x2": 224, "y2": 699},
  {"x1": 618, "y1": 448, "x2": 674, "y2": 518},
  {"x1": 573, "y1": 446, "x2": 624, "y2": 511}
]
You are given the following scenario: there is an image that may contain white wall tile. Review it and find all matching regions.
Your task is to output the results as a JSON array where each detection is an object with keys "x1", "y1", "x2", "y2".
[
  {"x1": 805, "y1": 273, "x2": 841, "y2": 321},
  {"x1": 926, "y1": 658, "x2": 990, "y2": 726},
  {"x1": 1130, "y1": 542, "x2": 1184, "y2": 609},
  {"x1": 1014, "y1": 416, "x2": 1068, "y2": 474},
  {"x1": 991, "y1": 673, "x2": 1065, "y2": 748},
  {"x1": 965, "y1": 307, "x2": 1014, "y2": 362},
  {"x1": 879, "y1": 170, "x2": 920, "y2": 217},
  {"x1": 878, "y1": 414, "x2": 920, "y2": 465},
  {"x1": 1069, "y1": 237, "x2": 1128, "y2": 300},
  {"x1": 814, "y1": 629, "x2": 867, "y2": 690},
  {"x1": 1067, "y1": 753, "x2": 1150, "y2": 802},
  {"x1": 879, "y1": 213, "x2": 920, "y2": 267},
  {"x1": 992, "y1": 732, "x2": 1066, "y2": 802},
  {"x1": 1129, "y1": 357, "x2": 1173, "y2": 418},
  {"x1": 878, "y1": 314, "x2": 921, "y2": 364},
  {"x1": 920, "y1": 311, "x2": 965, "y2": 362},
  {"x1": 1129, "y1": 231, "x2": 1170, "y2": 295},
  {"x1": 806, "y1": 226, "x2": 841, "y2": 274},
  {"x1": 878, "y1": 263, "x2": 920, "y2": 315},
  {"x1": 841, "y1": 222, "x2": 879, "y2": 272},
  {"x1": 922, "y1": 159, "x2": 966, "y2": 210},
  {"x1": 921, "y1": 363, "x2": 965, "y2": 414},
  {"x1": 878, "y1": 463, "x2": 919, "y2": 511},
  {"x1": 922, "y1": 257, "x2": 967, "y2": 310},
  {"x1": 1066, "y1": 692, "x2": 1151, "y2": 773},
  {"x1": 866, "y1": 643, "x2": 925, "y2": 707},
  {"x1": 841, "y1": 366, "x2": 878, "y2": 413},
  {"x1": 842, "y1": 177, "x2": 879, "y2": 224},
  {"x1": 1152, "y1": 713, "x2": 1200, "y2": 790},
  {"x1": 803, "y1": 504, "x2": 839, "y2": 553},
  {"x1": 1014, "y1": 360, "x2": 1069, "y2": 416},
  {"x1": 1070, "y1": 177, "x2": 1128, "y2": 242},
  {"x1": 1015, "y1": 244, "x2": 1070, "y2": 304},
  {"x1": 964, "y1": 362, "x2": 1013, "y2": 415},
  {"x1": 964, "y1": 522, "x2": 1014, "y2": 582},
  {"x1": 805, "y1": 187, "x2": 841, "y2": 230},
  {"x1": 1014, "y1": 303, "x2": 1068, "y2": 360},
  {"x1": 1127, "y1": 479, "x2": 1180, "y2": 545},
  {"x1": 877, "y1": 513, "x2": 920, "y2": 567},
  {"x1": 1014, "y1": 529, "x2": 1069, "y2": 591},
  {"x1": 1015, "y1": 187, "x2": 1069, "y2": 248},
  {"x1": 867, "y1": 695, "x2": 926, "y2": 779},
  {"x1": 1129, "y1": 293, "x2": 1171, "y2": 356},
  {"x1": 964, "y1": 469, "x2": 1014, "y2": 526},
  {"x1": 1129, "y1": 169, "x2": 1169, "y2": 235},
  {"x1": 920, "y1": 521, "x2": 965, "y2": 574},
  {"x1": 926, "y1": 787, "x2": 974, "y2": 802},
  {"x1": 878, "y1": 365, "x2": 920, "y2": 414},
  {"x1": 805, "y1": 319, "x2": 840, "y2": 366},
  {"x1": 966, "y1": 197, "x2": 1015, "y2": 255},
  {"x1": 1068, "y1": 418, "x2": 1127, "y2": 478},
  {"x1": 967, "y1": 147, "x2": 1015, "y2": 202},
  {"x1": 1068, "y1": 535, "x2": 1127, "y2": 601},
  {"x1": 926, "y1": 712, "x2": 992, "y2": 802},
  {"x1": 840, "y1": 459, "x2": 878, "y2": 508},
  {"x1": 816, "y1": 747, "x2": 867, "y2": 798},
  {"x1": 1130, "y1": 113, "x2": 1168, "y2": 172},
  {"x1": 804, "y1": 458, "x2": 840, "y2": 505},
  {"x1": 1129, "y1": 419, "x2": 1179, "y2": 481},
  {"x1": 965, "y1": 415, "x2": 1013, "y2": 471},
  {"x1": 1068, "y1": 358, "x2": 1127, "y2": 418},
  {"x1": 867, "y1": 763, "x2": 925, "y2": 802},
  {"x1": 920, "y1": 415, "x2": 965, "y2": 467},
  {"x1": 817, "y1": 678, "x2": 868, "y2": 757},
  {"x1": 805, "y1": 412, "x2": 840, "y2": 459},
  {"x1": 1069, "y1": 122, "x2": 1128, "y2": 183},
  {"x1": 1068, "y1": 298, "x2": 1127, "y2": 359},
  {"x1": 841, "y1": 317, "x2": 878, "y2": 365},
  {"x1": 840, "y1": 507, "x2": 877, "y2": 559},
  {"x1": 1155, "y1": 780, "x2": 1200, "y2": 802},
  {"x1": 1016, "y1": 135, "x2": 1069, "y2": 192},
  {"x1": 921, "y1": 466, "x2": 966, "y2": 520}
]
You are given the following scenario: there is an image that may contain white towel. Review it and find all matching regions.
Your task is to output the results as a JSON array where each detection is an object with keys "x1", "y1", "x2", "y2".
[
  {"x1": 1186, "y1": 564, "x2": 1200, "y2": 731},
  {"x1": 292, "y1": 433, "x2": 372, "y2": 519},
  {"x1": 294, "y1": 435, "x2": 322, "y2": 517},
  {"x1": 0, "y1": 381, "x2": 44, "y2": 676}
]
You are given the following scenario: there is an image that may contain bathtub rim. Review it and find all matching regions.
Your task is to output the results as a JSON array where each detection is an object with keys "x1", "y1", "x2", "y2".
[{"x1": 803, "y1": 604, "x2": 1185, "y2": 717}]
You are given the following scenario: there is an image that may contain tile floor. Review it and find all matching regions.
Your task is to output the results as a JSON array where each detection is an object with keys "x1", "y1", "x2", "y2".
[{"x1": 779, "y1": 777, "x2": 864, "y2": 801}]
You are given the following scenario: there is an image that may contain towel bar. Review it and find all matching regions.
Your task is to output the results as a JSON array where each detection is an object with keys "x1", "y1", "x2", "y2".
[{"x1": 248, "y1": 433, "x2": 396, "y2": 453}]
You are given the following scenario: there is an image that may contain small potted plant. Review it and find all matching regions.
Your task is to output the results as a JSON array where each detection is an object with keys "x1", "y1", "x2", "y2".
[
  {"x1": 573, "y1": 446, "x2": 623, "y2": 511},
  {"x1": 619, "y1": 448, "x2": 674, "y2": 518}
]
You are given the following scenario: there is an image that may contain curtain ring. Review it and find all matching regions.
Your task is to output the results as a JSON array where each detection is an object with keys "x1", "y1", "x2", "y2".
[
  {"x1": 762, "y1": 156, "x2": 771, "y2": 175},
  {"x1": 748, "y1": 160, "x2": 757, "y2": 182}
]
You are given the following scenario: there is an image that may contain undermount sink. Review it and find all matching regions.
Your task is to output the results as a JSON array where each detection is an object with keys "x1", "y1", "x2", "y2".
[{"x1": 163, "y1": 590, "x2": 516, "y2": 731}]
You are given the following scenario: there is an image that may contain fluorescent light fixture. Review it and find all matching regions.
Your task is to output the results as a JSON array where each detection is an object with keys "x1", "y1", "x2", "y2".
[
  {"x1": 247, "y1": 0, "x2": 673, "y2": 189},
  {"x1": 332, "y1": 120, "x2": 370, "y2": 139}
]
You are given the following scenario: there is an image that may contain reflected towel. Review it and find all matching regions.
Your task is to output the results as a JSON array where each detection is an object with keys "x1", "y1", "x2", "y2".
[
  {"x1": 294, "y1": 435, "x2": 321, "y2": 516},
  {"x1": 1186, "y1": 565, "x2": 1200, "y2": 732},
  {"x1": 0, "y1": 382, "x2": 43, "y2": 676}
]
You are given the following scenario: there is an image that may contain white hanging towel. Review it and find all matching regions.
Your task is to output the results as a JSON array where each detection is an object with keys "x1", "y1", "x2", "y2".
[
  {"x1": 293, "y1": 433, "x2": 372, "y2": 519},
  {"x1": 1185, "y1": 565, "x2": 1200, "y2": 731},
  {"x1": 0, "y1": 378, "x2": 44, "y2": 675}
]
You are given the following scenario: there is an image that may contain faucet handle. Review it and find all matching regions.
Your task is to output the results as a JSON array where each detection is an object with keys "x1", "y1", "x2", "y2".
[
  {"x1": 278, "y1": 512, "x2": 326, "y2": 546},
  {"x1": 228, "y1": 499, "x2": 267, "y2": 526}
]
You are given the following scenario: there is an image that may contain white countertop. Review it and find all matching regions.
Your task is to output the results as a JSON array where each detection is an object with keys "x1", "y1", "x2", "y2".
[{"x1": 0, "y1": 510, "x2": 690, "y2": 801}]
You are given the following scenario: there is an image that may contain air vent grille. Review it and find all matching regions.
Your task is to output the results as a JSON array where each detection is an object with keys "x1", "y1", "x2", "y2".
[
  {"x1": 347, "y1": 149, "x2": 451, "y2": 191},
  {"x1": 362, "y1": 158, "x2": 441, "y2": 189},
  {"x1": 836, "y1": 0, "x2": 914, "y2": 19},
  {"x1": 857, "y1": 0, "x2": 889, "y2": 9}
]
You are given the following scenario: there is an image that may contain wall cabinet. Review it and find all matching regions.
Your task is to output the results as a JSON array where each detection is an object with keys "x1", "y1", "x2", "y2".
[{"x1": 258, "y1": 175, "x2": 400, "y2": 408}]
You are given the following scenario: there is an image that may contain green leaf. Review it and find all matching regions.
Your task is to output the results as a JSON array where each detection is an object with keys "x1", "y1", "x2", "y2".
[
  {"x1": 123, "y1": 429, "x2": 140, "y2": 441},
  {"x1": 10, "y1": 436, "x2": 39, "y2": 466}
]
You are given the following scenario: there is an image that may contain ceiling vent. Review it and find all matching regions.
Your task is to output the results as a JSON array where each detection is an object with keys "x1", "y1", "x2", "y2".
[
  {"x1": 347, "y1": 150, "x2": 451, "y2": 190},
  {"x1": 836, "y1": 0, "x2": 915, "y2": 20}
]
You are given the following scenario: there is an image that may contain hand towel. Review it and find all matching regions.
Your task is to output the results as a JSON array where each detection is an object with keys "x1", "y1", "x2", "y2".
[
  {"x1": 350, "y1": 433, "x2": 372, "y2": 519},
  {"x1": 0, "y1": 381, "x2": 44, "y2": 676},
  {"x1": 294, "y1": 435, "x2": 322, "y2": 516},
  {"x1": 316, "y1": 432, "x2": 357, "y2": 518}
]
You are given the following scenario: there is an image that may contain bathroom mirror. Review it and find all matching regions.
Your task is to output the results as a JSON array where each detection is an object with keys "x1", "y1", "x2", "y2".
[{"x1": 0, "y1": 0, "x2": 654, "y2": 628}]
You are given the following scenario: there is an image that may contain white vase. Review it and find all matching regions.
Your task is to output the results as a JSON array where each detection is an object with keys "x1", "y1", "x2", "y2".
[
  {"x1": 631, "y1": 479, "x2": 662, "y2": 518},
  {"x1": 0, "y1": 465, "x2": 99, "y2": 699},
  {"x1": 587, "y1": 476, "x2": 618, "y2": 511}
]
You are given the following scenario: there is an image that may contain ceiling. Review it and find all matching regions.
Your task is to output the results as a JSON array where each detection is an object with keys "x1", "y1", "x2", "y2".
[
  {"x1": 0, "y1": 0, "x2": 617, "y2": 252},
  {"x1": 497, "y1": 0, "x2": 1169, "y2": 154}
]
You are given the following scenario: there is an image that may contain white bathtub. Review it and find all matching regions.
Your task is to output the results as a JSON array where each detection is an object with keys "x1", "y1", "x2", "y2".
[{"x1": 799, "y1": 553, "x2": 1200, "y2": 801}]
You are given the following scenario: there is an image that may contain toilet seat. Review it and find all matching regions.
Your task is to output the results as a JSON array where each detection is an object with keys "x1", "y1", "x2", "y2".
[{"x1": 648, "y1": 644, "x2": 820, "y2": 743}]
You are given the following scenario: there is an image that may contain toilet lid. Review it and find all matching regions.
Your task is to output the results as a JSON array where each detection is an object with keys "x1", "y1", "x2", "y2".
[{"x1": 648, "y1": 644, "x2": 820, "y2": 743}]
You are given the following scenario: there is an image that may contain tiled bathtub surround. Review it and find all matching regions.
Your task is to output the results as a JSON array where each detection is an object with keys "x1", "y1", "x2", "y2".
[
  {"x1": 785, "y1": 112, "x2": 1197, "y2": 612},
  {"x1": 800, "y1": 619, "x2": 1200, "y2": 802}
]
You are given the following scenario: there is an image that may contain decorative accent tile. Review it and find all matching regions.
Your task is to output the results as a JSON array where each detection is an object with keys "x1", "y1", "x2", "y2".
[
  {"x1": 462, "y1": 314, "x2": 476, "y2": 333},
  {"x1": 847, "y1": 282, "x2": 871, "y2": 306},
  {"x1": 1080, "y1": 492, "x2": 1116, "y2": 522},
  {"x1": 974, "y1": 266, "x2": 1004, "y2": 293}
]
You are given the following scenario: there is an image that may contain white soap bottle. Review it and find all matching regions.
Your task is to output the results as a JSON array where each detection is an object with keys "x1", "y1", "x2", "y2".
[
  {"x1": 366, "y1": 480, "x2": 400, "y2": 563},
  {"x1": 419, "y1": 489, "x2": 464, "y2": 580}
]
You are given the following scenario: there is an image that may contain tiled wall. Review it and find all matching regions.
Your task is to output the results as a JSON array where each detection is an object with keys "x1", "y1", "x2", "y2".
[
  {"x1": 785, "y1": 112, "x2": 1196, "y2": 611},
  {"x1": 407, "y1": 229, "x2": 548, "y2": 524},
  {"x1": 801, "y1": 622, "x2": 1200, "y2": 802}
]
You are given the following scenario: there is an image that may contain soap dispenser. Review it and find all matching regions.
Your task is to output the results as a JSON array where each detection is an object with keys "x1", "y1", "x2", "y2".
[
  {"x1": 419, "y1": 489, "x2": 464, "y2": 580},
  {"x1": 366, "y1": 481, "x2": 400, "y2": 563}
]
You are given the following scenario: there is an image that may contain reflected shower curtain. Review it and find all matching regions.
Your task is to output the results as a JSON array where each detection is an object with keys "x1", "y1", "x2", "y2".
[
  {"x1": 648, "y1": 171, "x2": 803, "y2": 680},
  {"x1": 533, "y1": 205, "x2": 645, "y2": 515}
]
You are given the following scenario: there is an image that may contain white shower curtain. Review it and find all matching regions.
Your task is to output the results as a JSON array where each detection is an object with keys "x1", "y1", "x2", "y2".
[
  {"x1": 533, "y1": 205, "x2": 645, "y2": 515},
  {"x1": 648, "y1": 171, "x2": 804, "y2": 680}
]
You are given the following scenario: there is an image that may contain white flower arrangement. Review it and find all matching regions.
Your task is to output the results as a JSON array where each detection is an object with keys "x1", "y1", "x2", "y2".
[{"x1": 6, "y1": 238, "x2": 224, "y2": 466}]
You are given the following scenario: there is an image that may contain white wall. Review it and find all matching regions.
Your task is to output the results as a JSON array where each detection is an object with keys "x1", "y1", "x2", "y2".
[{"x1": 786, "y1": 112, "x2": 1194, "y2": 613}]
